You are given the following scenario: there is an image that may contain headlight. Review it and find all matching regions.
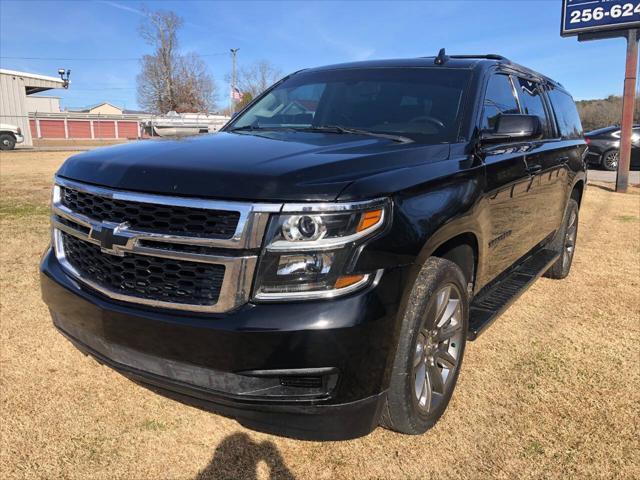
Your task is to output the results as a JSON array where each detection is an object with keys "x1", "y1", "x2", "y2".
[{"x1": 253, "y1": 198, "x2": 388, "y2": 301}]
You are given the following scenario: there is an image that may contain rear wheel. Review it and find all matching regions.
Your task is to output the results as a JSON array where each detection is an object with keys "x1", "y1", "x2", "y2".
[
  {"x1": 544, "y1": 199, "x2": 579, "y2": 279},
  {"x1": 0, "y1": 133, "x2": 16, "y2": 151},
  {"x1": 380, "y1": 257, "x2": 468, "y2": 435},
  {"x1": 601, "y1": 149, "x2": 619, "y2": 171}
]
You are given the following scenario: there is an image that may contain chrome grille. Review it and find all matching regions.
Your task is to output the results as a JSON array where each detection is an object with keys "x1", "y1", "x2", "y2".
[
  {"x1": 51, "y1": 177, "x2": 281, "y2": 313},
  {"x1": 62, "y1": 232, "x2": 226, "y2": 306},
  {"x1": 61, "y1": 186, "x2": 240, "y2": 238}
]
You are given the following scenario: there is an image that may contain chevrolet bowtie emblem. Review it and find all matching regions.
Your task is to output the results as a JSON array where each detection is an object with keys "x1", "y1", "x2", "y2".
[{"x1": 89, "y1": 221, "x2": 131, "y2": 255}]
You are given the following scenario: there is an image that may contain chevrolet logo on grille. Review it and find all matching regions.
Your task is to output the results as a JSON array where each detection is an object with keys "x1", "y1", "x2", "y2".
[{"x1": 89, "y1": 221, "x2": 131, "y2": 256}]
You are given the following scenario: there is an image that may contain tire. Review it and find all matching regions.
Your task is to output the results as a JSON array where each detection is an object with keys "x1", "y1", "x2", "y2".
[
  {"x1": 0, "y1": 133, "x2": 16, "y2": 151},
  {"x1": 544, "y1": 199, "x2": 579, "y2": 279},
  {"x1": 380, "y1": 257, "x2": 468, "y2": 435},
  {"x1": 601, "y1": 149, "x2": 619, "y2": 171}
]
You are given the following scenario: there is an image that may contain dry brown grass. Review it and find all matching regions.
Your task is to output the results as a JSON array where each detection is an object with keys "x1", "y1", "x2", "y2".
[{"x1": 1, "y1": 151, "x2": 639, "y2": 480}]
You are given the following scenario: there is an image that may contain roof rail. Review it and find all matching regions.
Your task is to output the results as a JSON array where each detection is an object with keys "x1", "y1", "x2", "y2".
[{"x1": 448, "y1": 54, "x2": 509, "y2": 61}]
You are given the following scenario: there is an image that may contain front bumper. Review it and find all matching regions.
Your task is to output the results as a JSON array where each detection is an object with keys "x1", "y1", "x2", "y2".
[
  {"x1": 40, "y1": 248, "x2": 407, "y2": 440},
  {"x1": 15, "y1": 134, "x2": 24, "y2": 144}
]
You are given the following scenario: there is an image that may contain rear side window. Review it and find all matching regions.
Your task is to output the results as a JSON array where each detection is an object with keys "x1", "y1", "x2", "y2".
[
  {"x1": 514, "y1": 77, "x2": 551, "y2": 137},
  {"x1": 547, "y1": 87, "x2": 583, "y2": 139},
  {"x1": 481, "y1": 74, "x2": 519, "y2": 130}
]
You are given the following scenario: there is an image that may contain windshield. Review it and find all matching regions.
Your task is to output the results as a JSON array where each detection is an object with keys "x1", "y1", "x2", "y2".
[{"x1": 228, "y1": 67, "x2": 471, "y2": 144}]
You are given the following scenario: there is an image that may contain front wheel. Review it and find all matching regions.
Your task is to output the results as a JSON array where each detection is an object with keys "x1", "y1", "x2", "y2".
[
  {"x1": 601, "y1": 149, "x2": 619, "y2": 171},
  {"x1": 0, "y1": 133, "x2": 16, "y2": 151},
  {"x1": 380, "y1": 257, "x2": 468, "y2": 435}
]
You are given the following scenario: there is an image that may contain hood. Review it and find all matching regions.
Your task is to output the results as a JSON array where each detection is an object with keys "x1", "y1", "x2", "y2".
[{"x1": 57, "y1": 131, "x2": 450, "y2": 202}]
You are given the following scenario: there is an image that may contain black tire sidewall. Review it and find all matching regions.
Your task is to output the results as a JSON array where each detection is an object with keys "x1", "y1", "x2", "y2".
[
  {"x1": 0, "y1": 134, "x2": 16, "y2": 151},
  {"x1": 385, "y1": 257, "x2": 469, "y2": 434},
  {"x1": 544, "y1": 198, "x2": 579, "y2": 279},
  {"x1": 560, "y1": 200, "x2": 579, "y2": 277}
]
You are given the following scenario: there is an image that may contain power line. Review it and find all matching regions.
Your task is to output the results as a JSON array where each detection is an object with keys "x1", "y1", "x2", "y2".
[
  {"x1": 0, "y1": 52, "x2": 229, "y2": 61},
  {"x1": 71, "y1": 87, "x2": 136, "y2": 91}
]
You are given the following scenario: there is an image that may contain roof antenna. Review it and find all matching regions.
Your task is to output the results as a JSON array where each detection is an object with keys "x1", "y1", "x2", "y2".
[{"x1": 434, "y1": 48, "x2": 448, "y2": 65}]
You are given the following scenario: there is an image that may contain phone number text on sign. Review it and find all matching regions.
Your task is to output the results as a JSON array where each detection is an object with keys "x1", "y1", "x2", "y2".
[{"x1": 561, "y1": 0, "x2": 640, "y2": 36}]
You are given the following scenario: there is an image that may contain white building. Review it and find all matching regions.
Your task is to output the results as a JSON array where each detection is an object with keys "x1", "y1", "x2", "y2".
[
  {"x1": 0, "y1": 69, "x2": 66, "y2": 147},
  {"x1": 25, "y1": 95, "x2": 61, "y2": 114}
]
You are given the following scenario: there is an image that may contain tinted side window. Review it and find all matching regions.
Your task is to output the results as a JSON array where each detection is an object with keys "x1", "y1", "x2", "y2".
[
  {"x1": 481, "y1": 74, "x2": 519, "y2": 130},
  {"x1": 547, "y1": 87, "x2": 583, "y2": 139},
  {"x1": 515, "y1": 78, "x2": 551, "y2": 137}
]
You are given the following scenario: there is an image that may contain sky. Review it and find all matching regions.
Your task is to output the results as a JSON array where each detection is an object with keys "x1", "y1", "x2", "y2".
[{"x1": 0, "y1": 0, "x2": 635, "y2": 111}]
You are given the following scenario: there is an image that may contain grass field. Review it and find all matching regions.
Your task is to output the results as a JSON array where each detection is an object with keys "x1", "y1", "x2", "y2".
[{"x1": 1, "y1": 151, "x2": 639, "y2": 480}]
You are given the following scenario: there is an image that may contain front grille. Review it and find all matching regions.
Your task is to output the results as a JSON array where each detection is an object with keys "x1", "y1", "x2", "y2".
[
  {"x1": 61, "y1": 186, "x2": 240, "y2": 238},
  {"x1": 52, "y1": 179, "x2": 273, "y2": 312},
  {"x1": 62, "y1": 232, "x2": 225, "y2": 306}
]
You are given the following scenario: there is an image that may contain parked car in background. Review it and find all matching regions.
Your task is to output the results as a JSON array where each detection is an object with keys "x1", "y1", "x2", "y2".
[
  {"x1": 585, "y1": 125, "x2": 640, "y2": 171},
  {"x1": 0, "y1": 123, "x2": 24, "y2": 150},
  {"x1": 41, "y1": 53, "x2": 587, "y2": 440}
]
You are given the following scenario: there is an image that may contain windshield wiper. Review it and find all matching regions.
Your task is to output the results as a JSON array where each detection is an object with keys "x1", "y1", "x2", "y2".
[
  {"x1": 301, "y1": 125, "x2": 413, "y2": 143},
  {"x1": 228, "y1": 125, "x2": 266, "y2": 132},
  {"x1": 229, "y1": 125, "x2": 300, "y2": 133}
]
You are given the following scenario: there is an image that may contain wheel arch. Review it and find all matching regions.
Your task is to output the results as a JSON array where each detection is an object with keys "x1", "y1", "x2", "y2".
[
  {"x1": 430, "y1": 233, "x2": 479, "y2": 292},
  {"x1": 413, "y1": 220, "x2": 484, "y2": 295},
  {"x1": 571, "y1": 179, "x2": 585, "y2": 207}
]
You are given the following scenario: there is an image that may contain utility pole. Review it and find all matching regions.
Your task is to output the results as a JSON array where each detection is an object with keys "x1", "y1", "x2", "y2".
[
  {"x1": 230, "y1": 48, "x2": 239, "y2": 112},
  {"x1": 616, "y1": 29, "x2": 638, "y2": 193}
]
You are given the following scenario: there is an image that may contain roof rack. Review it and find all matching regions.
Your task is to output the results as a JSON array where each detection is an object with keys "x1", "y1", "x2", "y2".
[
  {"x1": 427, "y1": 51, "x2": 510, "y2": 64},
  {"x1": 449, "y1": 54, "x2": 509, "y2": 61}
]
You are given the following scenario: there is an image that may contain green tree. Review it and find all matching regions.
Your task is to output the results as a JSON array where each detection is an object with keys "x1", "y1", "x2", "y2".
[{"x1": 235, "y1": 92, "x2": 253, "y2": 111}]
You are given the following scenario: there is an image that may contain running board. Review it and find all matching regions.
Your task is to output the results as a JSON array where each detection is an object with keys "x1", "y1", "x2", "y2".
[{"x1": 468, "y1": 249, "x2": 559, "y2": 340}]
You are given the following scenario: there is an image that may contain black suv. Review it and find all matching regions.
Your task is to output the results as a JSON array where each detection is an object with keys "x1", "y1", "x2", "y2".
[{"x1": 40, "y1": 53, "x2": 587, "y2": 440}]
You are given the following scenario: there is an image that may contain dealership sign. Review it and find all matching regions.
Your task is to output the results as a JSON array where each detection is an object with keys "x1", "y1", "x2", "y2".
[{"x1": 561, "y1": 0, "x2": 640, "y2": 37}]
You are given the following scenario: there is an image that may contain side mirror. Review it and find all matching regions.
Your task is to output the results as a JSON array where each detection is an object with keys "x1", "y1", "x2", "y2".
[{"x1": 481, "y1": 114, "x2": 541, "y2": 143}]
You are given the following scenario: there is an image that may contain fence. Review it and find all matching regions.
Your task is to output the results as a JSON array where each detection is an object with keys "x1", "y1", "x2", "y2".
[
  {"x1": 28, "y1": 112, "x2": 146, "y2": 140},
  {"x1": 1, "y1": 112, "x2": 231, "y2": 145}
]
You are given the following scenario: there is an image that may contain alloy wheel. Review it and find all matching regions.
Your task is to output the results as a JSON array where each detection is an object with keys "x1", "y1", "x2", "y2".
[
  {"x1": 604, "y1": 151, "x2": 619, "y2": 170},
  {"x1": 413, "y1": 284, "x2": 464, "y2": 413},
  {"x1": 563, "y1": 209, "x2": 577, "y2": 271}
]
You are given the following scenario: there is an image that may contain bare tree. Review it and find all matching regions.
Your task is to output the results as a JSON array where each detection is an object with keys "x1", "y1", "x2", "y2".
[
  {"x1": 136, "y1": 9, "x2": 217, "y2": 113},
  {"x1": 174, "y1": 53, "x2": 217, "y2": 112},
  {"x1": 236, "y1": 60, "x2": 283, "y2": 98}
]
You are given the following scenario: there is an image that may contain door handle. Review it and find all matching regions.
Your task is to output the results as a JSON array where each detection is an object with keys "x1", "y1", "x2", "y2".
[{"x1": 526, "y1": 164, "x2": 543, "y2": 174}]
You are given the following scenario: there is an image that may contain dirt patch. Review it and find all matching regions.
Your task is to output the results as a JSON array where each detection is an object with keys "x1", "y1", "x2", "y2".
[{"x1": 1, "y1": 151, "x2": 639, "y2": 479}]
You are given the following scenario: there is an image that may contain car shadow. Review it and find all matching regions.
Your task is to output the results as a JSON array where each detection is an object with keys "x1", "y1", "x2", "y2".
[
  {"x1": 194, "y1": 432, "x2": 296, "y2": 480},
  {"x1": 588, "y1": 183, "x2": 616, "y2": 193}
]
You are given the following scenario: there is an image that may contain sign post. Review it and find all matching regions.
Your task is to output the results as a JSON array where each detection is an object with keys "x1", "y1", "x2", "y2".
[
  {"x1": 561, "y1": 0, "x2": 640, "y2": 193},
  {"x1": 617, "y1": 29, "x2": 638, "y2": 192}
]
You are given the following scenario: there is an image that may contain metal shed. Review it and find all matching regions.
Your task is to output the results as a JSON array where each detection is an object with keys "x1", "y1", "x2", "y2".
[{"x1": 0, "y1": 69, "x2": 65, "y2": 147}]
